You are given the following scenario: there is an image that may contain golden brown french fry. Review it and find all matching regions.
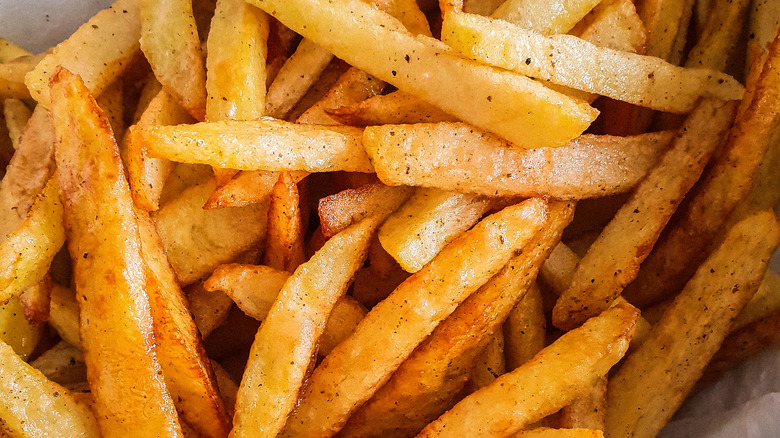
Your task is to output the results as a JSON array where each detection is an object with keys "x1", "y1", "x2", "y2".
[
  {"x1": 418, "y1": 303, "x2": 638, "y2": 437},
  {"x1": 135, "y1": 119, "x2": 373, "y2": 173},
  {"x1": 152, "y1": 178, "x2": 267, "y2": 284},
  {"x1": 231, "y1": 218, "x2": 376, "y2": 437},
  {"x1": 248, "y1": 0, "x2": 599, "y2": 149},
  {"x1": 338, "y1": 202, "x2": 572, "y2": 438},
  {"x1": 378, "y1": 189, "x2": 492, "y2": 272},
  {"x1": 49, "y1": 284, "x2": 81, "y2": 347},
  {"x1": 50, "y1": 67, "x2": 182, "y2": 437},
  {"x1": 0, "y1": 297, "x2": 42, "y2": 360},
  {"x1": 0, "y1": 178, "x2": 64, "y2": 304},
  {"x1": 552, "y1": 99, "x2": 737, "y2": 330},
  {"x1": 203, "y1": 263, "x2": 367, "y2": 355},
  {"x1": 136, "y1": 211, "x2": 231, "y2": 438},
  {"x1": 466, "y1": 330, "x2": 506, "y2": 392},
  {"x1": 126, "y1": 89, "x2": 195, "y2": 211},
  {"x1": 186, "y1": 282, "x2": 234, "y2": 338},
  {"x1": 26, "y1": 0, "x2": 141, "y2": 107},
  {"x1": 140, "y1": 0, "x2": 206, "y2": 120},
  {"x1": 263, "y1": 172, "x2": 306, "y2": 271},
  {"x1": 492, "y1": 0, "x2": 601, "y2": 34},
  {"x1": 0, "y1": 340, "x2": 100, "y2": 438},
  {"x1": 559, "y1": 376, "x2": 607, "y2": 430},
  {"x1": 30, "y1": 341, "x2": 87, "y2": 387},
  {"x1": 3, "y1": 99, "x2": 32, "y2": 149},
  {"x1": 210, "y1": 360, "x2": 238, "y2": 414},
  {"x1": 504, "y1": 283, "x2": 547, "y2": 370},
  {"x1": 319, "y1": 182, "x2": 413, "y2": 238},
  {"x1": 623, "y1": 36, "x2": 780, "y2": 308},
  {"x1": 364, "y1": 123, "x2": 674, "y2": 199},
  {"x1": 605, "y1": 211, "x2": 780, "y2": 438},
  {"x1": 513, "y1": 428, "x2": 604, "y2": 438},
  {"x1": 441, "y1": 12, "x2": 742, "y2": 113},
  {"x1": 283, "y1": 198, "x2": 550, "y2": 437},
  {"x1": 731, "y1": 270, "x2": 780, "y2": 332},
  {"x1": 326, "y1": 90, "x2": 457, "y2": 126}
]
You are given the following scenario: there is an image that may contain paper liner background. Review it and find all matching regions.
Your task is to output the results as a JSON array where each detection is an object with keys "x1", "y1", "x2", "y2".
[{"x1": 1, "y1": 1, "x2": 778, "y2": 436}]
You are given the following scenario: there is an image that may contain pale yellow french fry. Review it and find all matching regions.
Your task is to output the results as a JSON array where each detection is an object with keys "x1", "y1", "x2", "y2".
[
  {"x1": 248, "y1": 0, "x2": 599, "y2": 149},
  {"x1": 492, "y1": 0, "x2": 602, "y2": 34},
  {"x1": 0, "y1": 54, "x2": 42, "y2": 99},
  {"x1": 26, "y1": 0, "x2": 141, "y2": 107},
  {"x1": 0, "y1": 340, "x2": 100, "y2": 438},
  {"x1": 559, "y1": 376, "x2": 607, "y2": 430},
  {"x1": 265, "y1": 39, "x2": 335, "y2": 119},
  {"x1": 0, "y1": 39, "x2": 31, "y2": 62},
  {"x1": 605, "y1": 211, "x2": 780, "y2": 438},
  {"x1": 187, "y1": 283, "x2": 234, "y2": 338},
  {"x1": 231, "y1": 218, "x2": 376, "y2": 437},
  {"x1": 3, "y1": 99, "x2": 32, "y2": 149},
  {"x1": 573, "y1": 0, "x2": 646, "y2": 53},
  {"x1": 140, "y1": 0, "x2": 206, "y2": 120},
  {"x1": 0, "y1": 297, "x2": 42, "y2": 360},
  {"x1": 50, "y1": 67, "x2": 182, "y2": 437},
  {"x1": 49, "y1": 284, "x2": 81, "y2": 347},
  {"x1": 442, "y1": 12, "x2": 742, "y2": 113},
  {"x1": 281, "y1": 198, "x2": 549, "y2": 438},
  {"x1": 418, "y1": 303, "x2": 638, "y2": 437}
]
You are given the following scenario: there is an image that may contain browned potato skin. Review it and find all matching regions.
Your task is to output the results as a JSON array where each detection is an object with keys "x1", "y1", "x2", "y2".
[
  {"x1": 363, "y1": 123, "x2": 675, "y2": 199},
  {"x1": 319, "y1": 182, "x2": 413, "y2": 238},
  {"x1": 417, "y1": 303, "x2": 638, "y2": 437},
  {"x1": 49, "y1": 67, "x2": 182, "y2": 438},
  {"x1": 281, "y1": 198, "x2": 549, "y2": 438}
]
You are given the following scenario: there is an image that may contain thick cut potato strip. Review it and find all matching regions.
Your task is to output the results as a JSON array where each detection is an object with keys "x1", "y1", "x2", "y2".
[
  {"x1": 731, "y1": 270, "x2": 780, "y2": 332},
  {"x1": 264, "y1": 172, "x2": 306, "y2": 271},
  {"x1": 231, "y1": 218, "x2": 376, "y2": 437},
  {"x1": 280, "y1": 198, "x2": 549, "y2": 438},
  {"x1": 136, "y1": 211, "x2": 231, "y2": 438},
  {"x1": 623, "y1": 36, "x2": 780, "y2": 307},
  {"x1": 319, "y1": 182, "x2": 413, "y2": 238},
  {"x1": 249, "y1": 0, "x2": 598, "y2": 149},
  {"x1": 0, "y1": 178, "x2": 64, "y2": 304},
  {"x1": 417, "y1": 303, "x2": 638, "y2": 437},
  {"x1": 552, "y1": 99, "x2": 737, "y2": 330},
  {"x1": 187, "y1": 283, "x2": 234, "y2": 338},
  {"x1": 378, "y1": 189, "x2": 492, "y2": 273},
  {"x1": 204, "y1": 263, "x2": 367, "y2": 355},
  {"x1": 140, "y1": 0, "x2": 206, "y2": 120},
  {"x1": 135, "y1": 119, "x2": 373, "y2": 172},
  {"x1": 492, "y1": 0, "x2": 602, "y2": 34},
  {"x1": 127, "y1": 89, "x2": 194, "y2": 211},
  {"x1": 25, "y1": 0, "x2": 141, "y2": 107},
  {"x1": 0, "y1": 340, "x2": 100, "y2": 438},
  {"x1": 49, "y1": 68, "x2": 182, "y2": 437},
  {"x1": 364, "y1": 123, "x2": 674, "y2": 199},
  {"x1": 206, "y1": 0, "x2": 269, "y2": 121},
  {"x1": 605, "y1": 211, "x2": 780, "y2": 438},
  {"x1": 503, "y1": 283, "x2": 546, "y2": 370},
  {"x1": 327, "y1": 90, "x2": 457, "y2": 126},
  {"x1": 339, "y1": 202, "x2": 572, "y2": 438},
  {"x1": 442, "y1": 12, "x2": 742, "y2": 113}
]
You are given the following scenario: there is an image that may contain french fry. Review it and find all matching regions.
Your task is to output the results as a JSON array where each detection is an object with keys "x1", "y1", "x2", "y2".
[
  {"x1": 135, "y1": 119, "x2": 373, "y2": 173},
  {"x1": 363, "y1": 123, "x2": 674, "y2": 199},
  {"x1": 206, "y1": 170, "x2": 307, "y2": 209},
  {"x1": 0, "y1": 39, "x2": 31, "y2": 62},
  {"x1": 378, "y1": 189, "x2": 492, "y2": 272},
  {"x1": 3, "y1": 99, "x2": 32, "y2": 149},
  {"x1": 152, "y1": 179, "x2": 267, "y2": 284},
  {"x1": 572, "y1": 0, "x2": 646, "y2": 53},
  {"x1": 604, "y1": 211, "x2": 780, "y2": 438},
  {"x1": 623, "y1": 36, "x2": 780, "y2": 307},
  {"x1": 140, "y1": 0, "x2": 206, "y2": 120},
  {"x1": 248, "y1": 0, "x2": 599, "y2": 149},
  {"x1": 559, "y1": 376, "x2": 607, "y2": 430},
  {"x1": 552, "y1": 99, "x2": 737, "y2": 330},
  {"x1": 30, "y1": 341, "x2": 87, "y2": 387},
  {"x1": 264, "y1": 172, "x2": 307, "y2": 271},
  {"x1": 49, "y1": 284, "x2": 81, "y2": 347},
  {"x1": 186, "y1": 282, "x2": 234, "y2": 338},
  {"x1": 684, "y1": 0, "x2": 751, "y2": 71},
  {"x1": 639, "y1": 0, "x2": 696, "y2": 63},
  {"x1": 136, "y1": 211, "x2": 231, "y2": 438},
  {"x1": 513, "y1": 428, "x2": 604, "y2": 438},
  {"x1": 326, "y1": 90, "x2": 457, "y2": 126},
  {"x1": 338, "y1": 202, "x2": 572, "y2": 438},
  {"x1": 0, "y1": 297, "x2": 42, "y2": 361},
  {"x1": 503, "y1": 283, "x2": 547, "y2": 370},
  {"x1": 492, "y1": 0, "x2": 601, "y2": 34},
  {"x1": 0, "y1": 340, "x2": 100, "y2": 437},
  {"x1": 25, "y1": 0, "x2": 141, "y2": 107},
  {"x1": 731, "y1": 269, "x2": 780, "y2": 332},
  {"x1": 0, "y1": 178, "x2": 65, "y2": 304},
  {"x1": 417, "y1": 303, "x2": 638, "y2": 437},
  {"x1": 265, "y1": 39, "x2": 335, "y2": 119},
  {"x1": 50, "y1": 67, "x2": 182, "y2": 437},
  {"x1": 319, "y1": 182, "x2": 413, "y2": 238},
  {"x1": 441, "y1": 12, "x2": 742, "y2": 113},
  {"x1": 231, "y1": 218, "x2": 376, "y2": 437},
  {"x1": 0, "y1": 53, "x2": 44, "y2": 100},
  {"x1": 466, "y1": 330, "x2": 506, "y2": 392}
]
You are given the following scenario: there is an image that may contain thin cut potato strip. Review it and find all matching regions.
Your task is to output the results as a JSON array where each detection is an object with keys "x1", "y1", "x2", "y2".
[
  {"x1": 319, "y1": 182, "x2": 413, "y2": 238},
  {"x1": 441, "y1": 12, "x2": 743, "y2": 113},
  {"x1": 134, "y1": 119, "x2": 373, "y2": 173},
  {"x1": 363, "y1": 123, "x2": 674, "y2": 199},
  {"x1": 623, "y1": 35, "x2": 780, "y2": 308},
  {"x1": 140, "y1": 0, "x2": 206, "y2": 120},
  {"x1": 492, "y1": 0, "x2": 601, "y2": 34},
  {"x1": 605, "y1": 211, "x2": 780, "y2": 438},
  {"x1": 0, "y1": 340, "x2": 100, "y2": 437},
  {"x1": 264, "y1": 172, "x2": 307, "y2": 271},
  {"x1": 417, "y1": 303, "x2": 638, "y2": 437},
  {"x1": 338, "y1": 202, "x2": 573, "y2": 438},
  {"x1": 248, "y1": 0, "x2": 599, "y2": 149},
  {"x1": 49, "y1": 67, "x2": 182, "y2": 437},
  {"x1": 0, "y1": 178, "x2": 64, "y2": 304},
  {"x1": 552, "y1": 99, "x2": 737, "y2": 330},
  {"x1": 25, "y1": 0, "x2": 141, "y2": 107},
  {"x1": 280, "y1": 198, "x2": 549, "y2": 438},
  {"x1": 203, "y1": 264, "x2": 367, "y2": 356},
  {"x1": 231, "y1": 218, "x2": 376, "y2": 437}
]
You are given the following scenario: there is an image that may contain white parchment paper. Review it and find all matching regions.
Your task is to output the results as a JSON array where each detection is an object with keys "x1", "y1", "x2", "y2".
[{"x1": 0, "y1": 1, "x2": 778, "y2": 436}]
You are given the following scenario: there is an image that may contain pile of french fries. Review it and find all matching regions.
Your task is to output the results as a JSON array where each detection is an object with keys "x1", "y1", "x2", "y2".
[{"x1": 0, "y1": 0, "x2": 778, "y2": 436}]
